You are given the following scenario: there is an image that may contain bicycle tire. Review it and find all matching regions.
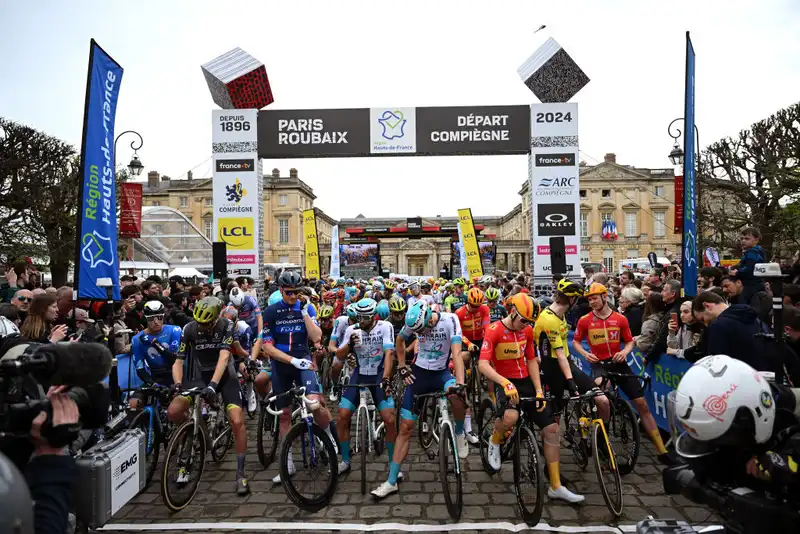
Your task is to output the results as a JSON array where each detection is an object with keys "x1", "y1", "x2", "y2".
[
  {"x1": 418, "y1": 397, "x2": 436, "y2": 450},
  {"x1": 477, "y1": 397, "x2": 500, "y2": 475},
  {"x1": 256, "y1": 403, "x2": 279, "y2": 468},
  {"x1": 592, "y1": 422, "x2": 623, "y2": 517},
  {"x1": 439, "y1": 423, "x2": 463, "y2": 521},
  {"x1": 610, "y1": 396, "x2": 640, "y2": 476},
  {"x1": 375, "y1": 421, "x2": 385, "y2": 457},
  {"x1": 470, "y1": 360, "x2": 482, "y2": 416},
  {"x1": 563, "y1": 399, "x2": 589, "y2": 470},
  {"x1": 129, "y1": 410, "x2": 161, "y2": 486},
  {"x1": 279, "y1": 422, "x2": 338, "y2": 512},
  {"x1": 320, "y1": 357, "x2": 331, "y2": 395},
  {"x1": 210, "y1": 405, "x2": 233, "y2": 463},
  {"x1": 161, "y1": 420, "x2": 206, "y2": 511},
  {"x1": 513, "y1": 425, "x2": 544, "y2": 526},
  {"x1": 359, "y1": 407, "x2": 369, "y2": 495}
]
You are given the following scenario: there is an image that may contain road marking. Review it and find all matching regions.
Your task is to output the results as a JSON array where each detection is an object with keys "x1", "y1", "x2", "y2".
[{"x1": 99, "y1": 521, "x2": 650, "y2": 533}]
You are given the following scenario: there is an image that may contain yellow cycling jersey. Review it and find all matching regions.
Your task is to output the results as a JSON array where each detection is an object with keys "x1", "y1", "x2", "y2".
[{"x1": 532, "y1": 307, "x2": 569, "y2": 359}]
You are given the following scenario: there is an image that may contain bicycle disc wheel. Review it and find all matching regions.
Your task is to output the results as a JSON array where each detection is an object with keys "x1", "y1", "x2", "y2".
[
  {"x1": 210, "y1": 405, "x2": 233, "y2": 463},
  {"x1": 257, "y1": 403, "x2": 279, "y2": 468},
  {"x1": 513, "y1": 425, "x2": 544, "y2": 526},
  {"x1": 563, "y1": 400, "x2": 589, "y2": 470},
  {"x1": 610, "y1": 397, "x2": 640, "y2": 476},
  {"x1": 439, "y1": 423, "x2": 463, "y2": 521},
  {"x1": 161, "y1": 421, "x2": 206, "y2": 511},
  {"x1": 478, "y1": 398, "x2": 499, "y2": 475},
  {"x1": 129, "y1": 410, "x2": 161, "y2": 486},
  {"x1": 592, "y1": 422, "x2": 623, "y2": 517},
  {"x1": 358, "y1": 408, "x2": 369, "y2": 494},
  {"x1": 418, "y1": 397, "x2": 436, "y2": 450},
  {"x1": 279, "y1": 422, "x2": 338, "y2": 512}
]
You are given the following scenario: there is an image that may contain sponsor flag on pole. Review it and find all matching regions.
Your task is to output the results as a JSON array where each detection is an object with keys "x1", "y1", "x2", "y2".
[
  {"x1": 75, "y1": 39, "x2": 123, "y2": 300},
  {"x1": 682, "y1": 32, "x2": 698, "y2": 296},
  {"x1": 303, "y1": 209, "x2": 321, "y2": 280},
  {"x1": 456, "y1": 225, "x2": 468, "y2": 279},
  {"x1": 457, "y1": 208, "x2": 483, "y2": 280},
  {"x1": 330, "y1": 225, "x2": 341, "y2": 278}
]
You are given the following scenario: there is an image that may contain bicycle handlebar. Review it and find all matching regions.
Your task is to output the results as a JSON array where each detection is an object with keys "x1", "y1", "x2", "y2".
[
  {"x1": 415, "y1": 384, "x2": 466, "y2": 400},
  {"x1": 517, "y1": 396, "x2": 548, "y2": 407}
]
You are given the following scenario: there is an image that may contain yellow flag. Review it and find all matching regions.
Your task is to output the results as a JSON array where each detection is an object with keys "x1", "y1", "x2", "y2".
[
  {"x1": 457, "y1": 208, "x2": 483, "y2": 280},
  {"x1": 303, "y1": 209, "x2": 321, "y2": 280}
]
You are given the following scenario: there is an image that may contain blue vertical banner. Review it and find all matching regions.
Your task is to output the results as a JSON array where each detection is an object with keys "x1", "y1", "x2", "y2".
[
  {"x1": 682, "y1": 32, "x2": 697, "y2": 296},
  {"x1": 75, "y1": 40, "x2": 124, "y2": 300}
]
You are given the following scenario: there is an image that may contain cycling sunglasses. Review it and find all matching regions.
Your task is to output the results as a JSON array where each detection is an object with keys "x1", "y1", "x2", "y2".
[
  {"x1": 282, "y1": 289, "x2": 298, "y2": 296},
  {"x1": 145, "y1": 314, "x2": 165, "y2": 321}
]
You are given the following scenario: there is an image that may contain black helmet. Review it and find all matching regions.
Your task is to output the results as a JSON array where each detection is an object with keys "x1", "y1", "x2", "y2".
[
  {"x1": 0, "y1": 451, "x2": 34, "y2": 534},
  {"x1": 278, "y1": 270, "x2": 302, "y2": 288}
]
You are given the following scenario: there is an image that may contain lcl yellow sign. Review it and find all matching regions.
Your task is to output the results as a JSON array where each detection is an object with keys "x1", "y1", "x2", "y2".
[
  {"x1": 303, "y1": 209, "x2": 321, "y2": 280},
  {"x1": 218, "y1": 218, "x2": 254, "y2": 249},
  {"x1": 457, "y1": 208, "x2": 483, "y2": 279}
]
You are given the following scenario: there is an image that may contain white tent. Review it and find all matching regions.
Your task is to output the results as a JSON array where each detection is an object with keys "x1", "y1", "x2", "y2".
[{"x1": 169, "y1": 267, "x2": 208, "y2": 280}]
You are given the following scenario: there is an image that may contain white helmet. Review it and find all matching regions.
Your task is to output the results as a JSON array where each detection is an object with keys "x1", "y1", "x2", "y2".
[
  {"x1": 0, "y1": 316, "x2": 19, "y2": 338},
  {"x1": 229, "y1": 287, "x2": 245, "y2": 307},
  {"x1": 669, "y1": 355, "x2": 775, "y2": 456}
]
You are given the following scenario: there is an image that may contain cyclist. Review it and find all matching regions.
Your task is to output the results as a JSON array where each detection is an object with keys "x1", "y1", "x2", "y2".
[
  {"x1": 372, "y1": 301, "x2": 467, "y2": 499},
  {"x1": 229, "y1": 286, "x2": 263, "y2": 335},
  {"x1": 383, "y1": 280, "x2": 396, "y2": 301},
  {"x1": 344, "y1": 278, "x2": 358, "y2": 303},
  {"x1": 332, "y1": 298, "x2": 397, "y2": 475},
  {"x1": 376, "y1": 299, "x2": 391, "y2": 321},
  {"x1": 329, "y1": 303, "x2": 357, "y2": 353},
  {"x1": 260, "y1": 270, "x2": 334, "y2": 484},
  {"x1": 485, "y1": 287, "x2": 508, "y2": 322},
  {"x1": 369, "y1": 281, "x2": 385, "y2": 302},
  {"x1": 455, "y1": 287, "x2": 492, "y2": 443},
  {"x1": 444, "y1": 278, "x2": 468, "y2": 313},
  {"x1": 479, "y1": 294, "x2": 584, "y2": 503},
  {"x1": 130, "y1": 300, "x2": 182, "y2": 410},
  {"x1": 571, "y1": 282, "x2": 672, "y2": 465},
  {"x1": 168, "y1": 296, "x2": 251, "y2": 496}
]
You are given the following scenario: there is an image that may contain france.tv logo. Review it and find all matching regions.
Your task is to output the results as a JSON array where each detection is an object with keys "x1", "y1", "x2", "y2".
[{"x1": 378, "y1": 110, "x2": 407, "y2": 140}]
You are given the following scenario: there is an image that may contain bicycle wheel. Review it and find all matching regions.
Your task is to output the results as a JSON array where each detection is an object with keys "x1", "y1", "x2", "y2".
[
  {"x1": 279, "y1": 422, "x2": 338, "y2": 512},
  {"x1": 161, "y1": 421, "x2": 207, "y2": 511},
  {"x1": 129, "y1": 410, "x2": 161, "y2": 486},
  {"x1": 563, "y1": 400, "x2": 589, "y2": 470},
  {"x1": 374, "y1": 420, "x2": 385, "y2": 457},
  {"x1": 257, "y1": 402, "x2": 279, "y2": 468},
  {"x1": 513, "y1": 425, "x2": 544, "y2": 526},
  {"x1": 477, "y1": 398, "x2": 499, "y2": 475},
  {"x1": 609, "y1": 396, "x2": 640, "y2": 476},
  {"x1": 592, "y1": 422, "x2": 623, "y2": 517},
  {"x1": 418, "y1": 397, "x2": 436, "y2": 450},
  {"x1": 439, "y1": 423, "x2": 462, "y2": 521},
  {"x1": 320, "y1": 357, "x2": 331, "y2": 395},
  {"x1": 210, "y1": 403, "x2": 233, "y2": 463},
  {"x1": 358, "y1": 408, "x2": 369, "y2": 495}
]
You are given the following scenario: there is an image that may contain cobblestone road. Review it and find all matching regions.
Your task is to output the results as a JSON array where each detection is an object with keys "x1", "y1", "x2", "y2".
[{"x1": 104, "y1": 401, "x2": 716, "y2": 533}]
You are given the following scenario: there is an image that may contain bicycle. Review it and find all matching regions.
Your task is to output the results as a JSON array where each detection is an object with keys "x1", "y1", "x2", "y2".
[
  {"x1": 466, "y1": 347, "x2": 486, "y2": 415},
  {"x1": 562, "y1": 388, "x2": 623, "y2": 517},
  {"x1": 477, "y1": 396, "x2": 546, "y2": 526},
  {"x1": 266, "y1": 385, "x2": 338, "y2": 512},
  {"x1": 414, "y1": 384, "x2": 466, "y2": 521},
  {"x1": 127, "y1": 384, "x2": 174, "y2": 486},
  {"x1": 160, "y1": 386, "x2": 232, "y2": 511},
  {"x1": 329, "y1": 355, "x2": 355, "y2": 403},
  {"x1": 238, "y1": 359, "x2": 260, "y2": 419},
  {"x1": 318, "y1": 350, "x2": 334, "y2": 397},
  {"x1": 341, "y1": 383, "x2": 387, "y2": 494}
]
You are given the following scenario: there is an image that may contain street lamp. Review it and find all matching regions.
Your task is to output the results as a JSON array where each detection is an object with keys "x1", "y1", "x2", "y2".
[
  {"x1": 114, "y1": 130, "x2": 144, "y2": 176},
  {"x1": 668, "y1": 143, "x2": 684, "y2": 166},
  {"x1": 667, "y1": 118, "x2": 698, "y2": 166}
]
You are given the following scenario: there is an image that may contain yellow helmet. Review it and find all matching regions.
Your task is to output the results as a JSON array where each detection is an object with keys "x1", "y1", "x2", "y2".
[
  {"x1": 193, "y1": 296, "x2": 222, "y2": 324},
  {"x1": 556, "y1": 279, "x2": 584, "y2": 297},
  {"x1": 584, "y1": 282, "x2": 608, "y2": 297}
]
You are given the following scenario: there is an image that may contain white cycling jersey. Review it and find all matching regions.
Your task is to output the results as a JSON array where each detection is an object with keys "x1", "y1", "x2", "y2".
[
  {"x1": 407, "y1": 294, "x2": 435, "y2": 308},
  {"x1": 342, "y1": 320, "x2": 395, "y2": 375},
  {"x1": 330, "y1": 315, "x2": 351, "y2": 348},
  {"x1": 399, "y1": 312, "x2": 462, "y2": 371}
]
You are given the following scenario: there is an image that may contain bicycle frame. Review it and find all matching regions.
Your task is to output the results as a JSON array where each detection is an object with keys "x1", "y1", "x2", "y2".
[
  {"x1": 576, "y1": 398, "x2": 617, "y2": 471},
  {"x1": 265, "y1": 386, "x2": 322, "y2": 463}
]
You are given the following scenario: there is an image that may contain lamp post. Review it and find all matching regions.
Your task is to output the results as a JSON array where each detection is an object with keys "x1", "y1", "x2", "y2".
[
  {"x1": 114, "y1": 130, "x2": 145, "y2": 176},
  {"x1": 668, "y1": 118, "x2": 701, "y2": 275}
]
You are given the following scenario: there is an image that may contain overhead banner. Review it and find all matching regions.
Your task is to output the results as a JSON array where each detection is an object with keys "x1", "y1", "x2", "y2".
[
  {"x1": 119, "y1": 182, "x2": 143, "y2": 238},
  {"x1": 457, "y1": 208, "x2": 483, "y2": 280},
  {"x1": 303, "y1": 209, "x2": 321, "y2": 280},
  {"x1": 530, "y1": 103, "x2": 581, "y2": 277},
  {"x1": 257, "y1": 105, "x2": 530, "y2": 159},
  {"x1": 330, "y1": 225, "x2": 341, "y2": 278},
  {"x1": 211, "y1": 109, "x2": 262, "y2": 279},
  {"x1": 75, "y1": 40, "x2": 123, "y2": 300},
  {"x1": 682, "y1": 32, "x2": 698, "y2": 297}
]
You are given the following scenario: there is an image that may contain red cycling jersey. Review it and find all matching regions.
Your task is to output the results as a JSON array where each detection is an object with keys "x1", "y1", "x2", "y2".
[
  {"x1": 574, "y1": 311, "x2": 633, "y2": 361},
  {"x1": 455, "y1": 304, "x2": 491, "y2": 345},
  {"x1": 479, "y1": 320, "x2": 535, "y2": 380}
]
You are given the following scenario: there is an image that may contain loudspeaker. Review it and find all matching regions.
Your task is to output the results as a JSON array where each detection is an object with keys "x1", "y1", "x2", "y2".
[
  {"x1": 212, "y1": 242, "x2": 227, "y2": 280},
  {"x1": 549, "y1": 237, "x2": 567, "y2": 276}
]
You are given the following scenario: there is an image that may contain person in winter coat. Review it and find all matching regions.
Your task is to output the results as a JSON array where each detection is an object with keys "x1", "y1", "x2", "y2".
[
  {"x1": 619, "y1": 286, "x2": 645, "y2": 336},
  {"x1": 636, "y1": 291, "x2": 666, "y2": 354},
  {"x1": 666, "y1": 299, "x2": 706, "y2": 360}
]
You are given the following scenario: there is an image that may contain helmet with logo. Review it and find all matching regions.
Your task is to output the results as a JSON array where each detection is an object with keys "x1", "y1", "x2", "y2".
[
  {"x1": 278, "y1": 270, "x2": 303, "y2": 288},
  {"x1": 193, "y1": 296, "x2": 222, "y2": 324},
  {"x1": 353, "y1": 298, "x2": 377, "y2": 320},
  {"x1": 670, "y1": 355, "x2": 776, "y2": 458},
  {"x1": 556, "y1": 278, "x2": 584, "y2": 297},
  {"x1": 388, "y1": 295, "x2": 407, "y2": 313},
  {"x1": 335, "y1": 277, "x2": 345, "y2": 287},
  {"x1": 405, "y1": 301, "x2": 432, "y2": 333},
  {"x1": 372, "y1": 281, "x2": 384, "y2": 292},
  {"x1": 485, "y1": 287, "x2": 500, "y2": 301},
  {"x1": 318, "y1": 304, "x2": 335, "y2": 319},
  {"x1": 221, "y1": 305, "x2": 238, "y2": 322},
  {"x1": 229, "y1": 287, "x2": 245, "y2": 307},
  {"x1": 479, "y1": 275, "x2": 493, "y2": 286},
  {"x1": 584, "y1": 282, "x2": 608, "y2": 297},
  {"x1": 384, "y1": 280, "x2": 396, "y2": 290},
  {"x1": 452, "y1": 278, "x2": 466, "y2": 287},
  {"x1": 467, "y1": 287, "x2": 484, "y2": 307},
  {"x1": 398, "y1": 283, "x2": 409, "y2": 292},
  {"x1": 420, "y1": 280, "x2": 432, "y2": 289},
  {"x1": 511, "y1": 294, "x2": 540, "y2": 322},
  {"x1": 346, "y1": 303, "x2": 358, "y2": 321},
  {"x1": 0, "y1": 316, "x2": 20, "y2": 339},
  {"x1": 143, "y1": 300, "x2": 165, "y2": 318},
  {"x1": 409, "y1": 281, "x2": 419, "y2": 291},
  {"x1": 376, "y1": 300, "x2": 390, "y2": 320}
]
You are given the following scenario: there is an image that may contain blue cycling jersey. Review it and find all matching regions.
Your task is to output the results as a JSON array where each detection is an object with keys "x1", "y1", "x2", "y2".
[
  {"x1": 131, "y1": 325, "x2": 183, "y2": 382},
  {"x1": 237, "y1": 320, "x2": 253, "y2": 354},
  {"x1": 261, "y1": 299, "x2": 317, "y2": 359},
  {"x1": 237, "y1": 295, "x2": 261, "y2": 332}
]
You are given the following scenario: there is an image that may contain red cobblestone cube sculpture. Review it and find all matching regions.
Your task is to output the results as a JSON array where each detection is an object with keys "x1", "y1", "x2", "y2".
[{"x1": 201, "y1": 47, "x2": 274, "y2": 110}]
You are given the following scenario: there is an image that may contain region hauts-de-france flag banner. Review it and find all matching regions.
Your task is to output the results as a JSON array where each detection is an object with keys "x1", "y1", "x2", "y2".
[
  {"x1": 76, "y1": 40, "x2": 123, "y2": 300},
  {"x1": 303, "y1": 209, "x2": 321, "y2": 280},
  {"x1": 457, "y1": 208, "x2": 483, "y2": 280}
]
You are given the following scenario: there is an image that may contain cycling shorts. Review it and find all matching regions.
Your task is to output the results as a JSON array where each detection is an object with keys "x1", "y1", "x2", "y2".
[
  {"x1": 589, "y1": 361, "x2": 644, "y2": 400},
  {"x1": 339, "y1": 368, "x2": 394, "y2": 413},
  {"x1": 181, "y1": 370, "x2": 241, "y2": 410},
  {"x1": 495, "y1": 376, "x2": 555, "y2": 430},
  {"x1": 540, "y1": 358, "x2": 599, "y2": 411},
  {"x1": 271, "y1": 360, "x2": 320, "y2": 409},
  {"x1": 400, "y1": 365, "x2": 457, "y2": 420}
]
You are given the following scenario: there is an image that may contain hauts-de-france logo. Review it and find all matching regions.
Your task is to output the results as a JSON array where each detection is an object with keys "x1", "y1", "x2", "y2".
[
  {"x1": 378, "y1": 110, "x2": 407, "y2": 140},
  {"x1": 81, "y1": 231, "x2": 114, "y2": 268},
  {"x1": 226, "y1": 178, "x2": 247, "y2": 204}
]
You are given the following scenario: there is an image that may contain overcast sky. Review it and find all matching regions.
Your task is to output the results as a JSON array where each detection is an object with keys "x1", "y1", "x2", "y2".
[{"x1": 2, "y1": 0, "x2": 799, "y2": 221}]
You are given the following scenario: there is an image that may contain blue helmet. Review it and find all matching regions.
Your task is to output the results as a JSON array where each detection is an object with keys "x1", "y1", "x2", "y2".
[
  {"x1": 268, "y1": 290, "x2": 283, "y2": 306},
  {"x1": 376, "y1": 299, "x2": 390, "y2": 320},
  {"x1": 353, "y1": 298, "x2": 377, "y2": 319},
  {"x1": 346, "y1": 303, "x2": 358, "y2": 321},
  {"x1": 405, "y1": 301, "x2": 432, "y2": 333}
]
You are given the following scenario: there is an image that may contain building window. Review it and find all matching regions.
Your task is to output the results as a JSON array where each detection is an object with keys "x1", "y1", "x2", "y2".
[
  {"x1": 204, "y1": 197, "x2": 212, "y2": 207},
  {"x1": 654, "y1": 211, "x2": 666, "y2": 238},
  {"x1": 655, "y1": 185, "x2": 665, "y2": 198},
  {"x1": 279, "y1": 255, "x2": 289, "y2": 264},
  {"x1": 204, "y1": 220, "x2": 212, "y2": 240},
  {"x1": 624, "y1": 212, "x2": 637, "y2": 237},
  {"x1": 580, "y1": 189, "x2": 587, "y2": 198},
  {"x1": 279, "y1": 194, "x2": 288, "y2": 206},
  {"x1": 601, "y1": 212, "x2": 613, "y2": 224},
  {"x1": 580, "y1": 250, "x2": 590, "y2": 263},
  {"x1": 278, "y1": 219, "x2": 289, "y2": 244},
  {"x1": 180, "y1": 197, "x2": 188, "y2": 208},
  {"x1": 602, "y1": 189, "x2": 611, "y2": 198},
  {"x1": 603, "y1": 249, "x2": 615, "y2": 273},
  {"x1": 627, "y1": 248, "x2": 638, "y2": 259},
  {"x1": 580, "y1": 212, "x2": 588, "y2": 238},
  {"x1": 152, "y1": 201, "x2": 160, "y2": 207},
  {"x1": 179, "y1": 222, "x2": 189, "y2": 245}
]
